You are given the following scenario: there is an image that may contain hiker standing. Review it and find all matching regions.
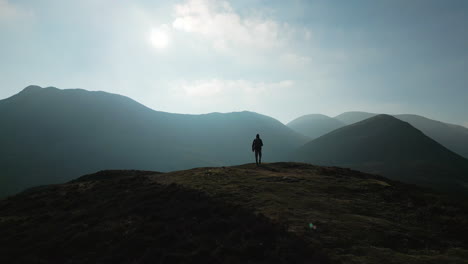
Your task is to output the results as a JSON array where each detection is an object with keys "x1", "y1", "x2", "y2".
[{"x1": 252, "y1": 134, "x2": 263, "y2": 165}]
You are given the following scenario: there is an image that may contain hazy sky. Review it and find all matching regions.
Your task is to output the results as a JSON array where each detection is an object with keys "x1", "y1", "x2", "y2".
[{"x1": 1, "y1": 0, "x2": 467, "y2": 126}]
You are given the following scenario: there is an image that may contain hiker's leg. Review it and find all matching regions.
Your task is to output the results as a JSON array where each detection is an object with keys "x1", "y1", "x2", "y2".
[
  {"x1": 259, "y1": 149, "x2": 262, "y2": 164},
  {"x1": 255, "y1": 151, "x2": 259, "y2": 165}
]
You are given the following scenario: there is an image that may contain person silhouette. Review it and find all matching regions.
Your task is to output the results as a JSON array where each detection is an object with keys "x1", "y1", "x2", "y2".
[{"x1": 252, "y1": 134, "x2": 263, "y2": 166}]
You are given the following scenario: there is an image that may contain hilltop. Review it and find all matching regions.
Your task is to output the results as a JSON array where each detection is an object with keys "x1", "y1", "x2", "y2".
[
  {"x1": 294, "y1": 115, "x2": 468, "y2": 194},
  {"x1": 1, "y1": 163, "x2": 467, "y2": 264},
  {"x1": 334, "y1": 112, "x2": 468, "y2": 159},
  {"x1": 334, "y1": 112, "x2": 377, "y2": 125},
  {"x1": 288, "y1": 112, "x2": 468, "y2": 159},
  {"x1": 0, "y1": 168, "x2": 326, "y2": 264}
]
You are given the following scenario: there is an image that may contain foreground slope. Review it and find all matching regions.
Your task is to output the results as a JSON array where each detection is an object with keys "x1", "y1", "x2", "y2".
[
  {"x1": 153, "y1": 163, "x2": 468, "y2": 263},
  {"x1": 0, "y1": 169, "x2": 325, "y2": 264},
  {"x1": 294, "y1": 115, "x2": 468, "y2": 193},
  {"x1": 1, "y1": 163, "x2": 467, "y2": 264},
  {"x1": 0, "y1": 85, "x2": 307, "y2": 196},
  {"x1": 287, "y1": 114, "x2": 345, "y2": 139}
]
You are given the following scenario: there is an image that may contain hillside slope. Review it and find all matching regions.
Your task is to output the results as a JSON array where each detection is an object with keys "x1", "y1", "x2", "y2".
[
  {"x1": 396, "y1": 114, "x2": 468, "y2": 159},
  {"x1": 332, "y1": 112, "x2": 468, "y2": 158},
  {"x1": 293, "y1": 115, "x2": 468, "y2": 193},
  {"x1": 0, "y1": 169, "x2": 325, "y2": 264},
  {"x1": 287, "y1": 114, "x2": 345, "y2": 139},
  {"x1": 1, "y1": 163, "x2": 467, "y2": 263},
  {"x1": 0, "y1": 86, "x2": 307, "y2": 196}
]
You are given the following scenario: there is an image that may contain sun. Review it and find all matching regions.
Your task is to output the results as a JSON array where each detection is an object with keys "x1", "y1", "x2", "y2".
[{"x1": 149, "y1": 26, "x2": 170, "y2": 50}]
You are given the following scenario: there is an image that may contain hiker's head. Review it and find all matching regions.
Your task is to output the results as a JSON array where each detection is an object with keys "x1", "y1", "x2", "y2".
[{"x1": 256, "y1": 134, "x2": 260, "y2": 139}]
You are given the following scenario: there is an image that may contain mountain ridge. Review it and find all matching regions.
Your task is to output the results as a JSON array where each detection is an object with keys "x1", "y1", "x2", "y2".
[
  {"x1": 0, "y1": 86, "x2": 307, "y2": 196},
  {"x1": 294, "y1": 114, "x2": 468, "y2": 194},
  {"x1": 288, "y1": 111, "x2": 468, "y2": 158},
  {"x1": 287, "y1": 114, "x2": 345, "y2": 139}
]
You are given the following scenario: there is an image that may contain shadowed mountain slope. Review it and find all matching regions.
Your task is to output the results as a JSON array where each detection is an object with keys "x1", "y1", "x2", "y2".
[
  {"x1": 1, "y1": 163, "x2": 467, "y2": 263},
  {"x1": 293, "y1": 115, "x2": 468, "y2": 194},
  {"x1": 0, "y1": 86, "x2": 307, "y2": 197},
  {"x1": 287, "y1": 114, "x2": 345, "y2": 139},
  {"x1": 290, "y1": 111, "x2": 468, "y2": 158},
  {"x1": 395, "y1": 114, "x2": 468, "y2": 159}
]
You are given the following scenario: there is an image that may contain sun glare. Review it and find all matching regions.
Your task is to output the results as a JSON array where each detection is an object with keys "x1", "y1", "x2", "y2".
[{"x1": 149, "y1": 26, "x2": 170, "y2": 50}]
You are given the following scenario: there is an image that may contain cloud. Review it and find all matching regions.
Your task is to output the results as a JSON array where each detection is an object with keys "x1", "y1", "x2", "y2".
[
  {"x1": 172, "y1": 0, "x2": 303, "y2": 56},
  {"x1": 174, "y1": 79, "x2": 294, "y2": 98},
  {"x1": 161, "y1": 78, "x2": 295, "y2": 115}
]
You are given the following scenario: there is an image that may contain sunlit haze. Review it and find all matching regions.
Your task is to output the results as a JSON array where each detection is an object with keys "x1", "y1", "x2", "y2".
[{"x1": 1, "y1": 0, "x2": 467, "y2": 126}]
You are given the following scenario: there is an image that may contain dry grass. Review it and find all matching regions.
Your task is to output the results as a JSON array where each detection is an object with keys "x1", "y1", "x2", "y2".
[{"x1": 151, "y1": 162, "x2": 468, "y2": 264}]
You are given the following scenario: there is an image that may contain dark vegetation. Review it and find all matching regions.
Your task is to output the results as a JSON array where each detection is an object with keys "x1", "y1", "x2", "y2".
[
  {"x1": 71, "y1": 170, "x2": 161, "y2": 183},
  {"x1": 1, "y1": 163, "x2": 467, "y2": 263},
  {"x1": 0, "y1": 170, "x2": 328, "y2": 264},
  {"x1": 294, "y1": 115, "x2": 468, "y2": 194},
  {"x1": 154, "y1": 162, "x2": 468, "y2": 264}
]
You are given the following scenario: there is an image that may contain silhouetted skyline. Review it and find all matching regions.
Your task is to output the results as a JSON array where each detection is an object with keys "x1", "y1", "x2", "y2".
[{"x1": 1, "y1": 0, "x2": 467, "y2": 127}]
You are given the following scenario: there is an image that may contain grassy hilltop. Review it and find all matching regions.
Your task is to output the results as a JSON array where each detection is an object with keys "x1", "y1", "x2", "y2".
[
  {"x1": 1, "y1": 163, "x2": 467, "y2": 263},
  {"x1": 154, "y1": 163, "x2": 468, "y2": 263}
]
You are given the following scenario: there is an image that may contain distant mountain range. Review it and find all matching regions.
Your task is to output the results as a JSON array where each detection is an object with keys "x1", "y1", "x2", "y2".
[
  {"x1": 288, "y1": 111, "x2": 468, "y2": 159},
  {"x1": 334, "y1": 111, "x2": 377, "y2": 125},
  {"x1": 1, "y1": 86, "x2": 467, "y2": 196},
  {"x1": 287, "y1": 114, "x2": 345, "y2": 139},
  {"x1": 0, "y1": 86, "x2": 306, "y2": 196},
  {"x1": 293, "y1": 114, "x2": 468, "y2": 193}
]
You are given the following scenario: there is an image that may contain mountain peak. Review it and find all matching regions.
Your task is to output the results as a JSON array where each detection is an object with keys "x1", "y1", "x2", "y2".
[
  {"x1": 363, "y1": 114, "x2": 399, "y2": 123},
  {"x1": 21, "y1": 85, "x2": 43, "y2": 93},
  {"x1": 287, "y1": 114, "x2": 345, "y2": 139},
  {"x1": 19, "y1": 85, "x2": 62, "y2": 95},
  {"x1": 295, "y1": 112, "x2": 468, "y2": 193},
  {"x1": 304, "y1": 113, "x2": 331, "y2": 119},
  {"x1": 356, "y1": 114, "x2": 415, "y2": 129},
  {"x1": 334, "y1": 111, "x2": 378, "y2": 125}
]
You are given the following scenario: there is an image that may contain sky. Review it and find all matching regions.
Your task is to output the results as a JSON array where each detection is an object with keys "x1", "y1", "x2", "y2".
[{"x1": 1, "y1": 0, "x2": 467, "y2": 126}]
